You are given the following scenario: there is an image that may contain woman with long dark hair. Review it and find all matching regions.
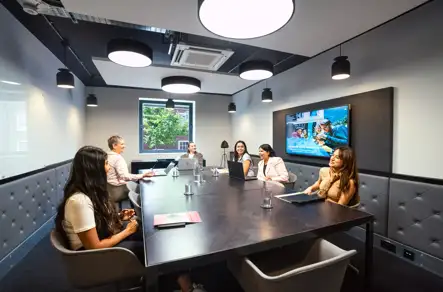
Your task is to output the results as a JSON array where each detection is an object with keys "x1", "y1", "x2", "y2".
[
  {"x1": 55, "y1": 146, "x2": 139, "y2": 252},
  {"x1": 233, "y1": 140, "x2": 254, "y2": 177},
  {"x1": 257, "y1": 144, "x2": 289, "y2": 182},
  {"x1": 304, "y1": 146, "x2": 360, "y2": 206}
]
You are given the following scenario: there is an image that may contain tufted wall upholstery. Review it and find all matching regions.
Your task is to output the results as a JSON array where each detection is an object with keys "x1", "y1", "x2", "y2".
[
  {"x1": 285, "y1": 162, "x2": 321, "y2": 192},
  {"x1": 0, "y1": 170, "x2": 57, "y2": 261},
  {"x1": 358, "y1": 174, "x2": 389, "y2": 235},
  {"x1": 55, "y1": 163, "x2": 72, "y2": 204},
  {"x1": 0, "y1": 163, "x2": 71, "y2": 265},
  {"x1": 388, "y1": 179, "x2": 443, "y2": 259}
]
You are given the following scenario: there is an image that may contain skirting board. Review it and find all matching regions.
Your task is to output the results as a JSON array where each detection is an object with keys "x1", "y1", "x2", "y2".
[
  {"x1": 346, "y1": 227, "x2": 443, "y2": 278},
  {"x1": 0, "y1": 215, "x2": 55, "y2": 281}
]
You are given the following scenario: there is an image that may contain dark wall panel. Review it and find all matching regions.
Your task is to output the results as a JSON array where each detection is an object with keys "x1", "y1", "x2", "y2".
[{"x1": 273, "y1": 87, "x2": 394, "y2": 173}]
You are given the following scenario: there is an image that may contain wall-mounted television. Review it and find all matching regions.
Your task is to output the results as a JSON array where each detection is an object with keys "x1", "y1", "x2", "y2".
[{"x1": 285, "y1": 105, "x2": 350, "y2": 158}]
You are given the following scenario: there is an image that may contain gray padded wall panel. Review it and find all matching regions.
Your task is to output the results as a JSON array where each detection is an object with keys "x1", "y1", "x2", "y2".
[
  {"x1": 388, "y1": 179, "x2": 443, "y2": 259},
  {"x1": 55, "y1": 163, "x2": 71, "y2": 204},
  {"x1": 358, "y1": 174, "x2": 389, "y2": 235},
  {"x1": 285, "y1": 162, "x2": 321, "y2": 192},
  {"x1": 0, "y1": 169, "x2": 57, "y2": 260}
]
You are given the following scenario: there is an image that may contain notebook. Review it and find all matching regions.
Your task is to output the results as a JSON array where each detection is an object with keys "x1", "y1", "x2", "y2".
[
  {"x1": 153, "y1": 211, "x2": 202, "y2": 227},
  {"x1": 275, "y1": 191, "x2": 325, "y2": 204}
]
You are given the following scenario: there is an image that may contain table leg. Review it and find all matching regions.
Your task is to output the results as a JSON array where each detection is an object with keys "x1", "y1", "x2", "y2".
[{"x1": 365, "y1": 221, "x2": 374, "y2": 290}]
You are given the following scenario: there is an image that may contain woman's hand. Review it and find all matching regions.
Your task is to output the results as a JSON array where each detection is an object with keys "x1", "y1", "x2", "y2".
[
  {"x1": 143, "y1": 171, "x2": 154, "y2": 178},
  {"x1": 120, "y1": 209, "x2": 135, "y2": 221},
  {"x1": 304, "y1": 186, "x2": 313, "y2": 195},
  {"x1": 125, "y1": 219, "x2": 138, "y2": 235}
]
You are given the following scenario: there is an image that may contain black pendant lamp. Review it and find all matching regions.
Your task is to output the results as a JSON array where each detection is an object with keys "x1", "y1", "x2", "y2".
[
  {"x1": 239, "y1": 60, "x2": 274, "y2": 80},
  {"x1": 228, "y1": 102, "x2": 236, "y2": 113},
  {"x1": 166, "y1": 98, "x2": 175, "y2": 109},
  {"x1": 57, "y1": 40, "x2": 75, "y2": 89},
  {"x1": 86, "y1": 94, "x2": 98, "y2": 107},
  {"x1": 331, "y1": 45, "x2": 350, "y2": 80},
  {"x1": 107, "y1": 38, "x2": 153, "y2": 67},
  {"x1": 262, "y1": 88, "x2": 273, "y2": 103}
]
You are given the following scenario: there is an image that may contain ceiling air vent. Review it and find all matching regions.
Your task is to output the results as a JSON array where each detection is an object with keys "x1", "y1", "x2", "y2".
[{"x1": 171, "y1": 43, "x2": 234, "y2": 71}]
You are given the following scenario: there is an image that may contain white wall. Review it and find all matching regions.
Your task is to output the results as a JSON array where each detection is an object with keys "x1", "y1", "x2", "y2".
[
  {"x1": 232, "y1": 1, "x2": 443, "y2": 180},
  {"x1": 84, "y1": 87, "x2": 233, "y2": 166},
  {"x1": 0, "y1": 5, "x2": 85, "y2": 179}
]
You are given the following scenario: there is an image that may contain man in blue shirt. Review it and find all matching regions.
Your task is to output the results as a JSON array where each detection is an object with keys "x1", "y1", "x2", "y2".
[{"x1": 316, "y1": 119, "x2": 348, "y2": 149}]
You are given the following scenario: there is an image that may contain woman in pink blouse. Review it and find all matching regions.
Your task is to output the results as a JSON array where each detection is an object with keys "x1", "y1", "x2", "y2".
[{"x1": 106, "y1": 135, "x2": 152, "y2": 203}]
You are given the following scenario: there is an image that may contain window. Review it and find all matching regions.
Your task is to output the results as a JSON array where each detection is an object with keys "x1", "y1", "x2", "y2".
[{"x1": 139, "y1": 99, "x2": 194, "y2": 153}]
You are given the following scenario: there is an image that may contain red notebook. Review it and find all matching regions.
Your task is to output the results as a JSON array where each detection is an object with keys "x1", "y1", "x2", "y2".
[{"x1": 153, "y1": 211, "x2": 202, "y2": 226}]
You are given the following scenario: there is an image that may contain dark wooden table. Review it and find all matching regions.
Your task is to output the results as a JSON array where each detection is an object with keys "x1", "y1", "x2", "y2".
[{"x1": 140, "y1": 169, "x2": 374, "y2": 287}]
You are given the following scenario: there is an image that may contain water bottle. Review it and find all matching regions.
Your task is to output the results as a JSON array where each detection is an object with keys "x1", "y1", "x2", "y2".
[
  {"x1": 193, "y1": 160, "x2": 201, "y2": 181},
  {"x1": 172, "y1": 166, "x2": 180, "y2": 177}
]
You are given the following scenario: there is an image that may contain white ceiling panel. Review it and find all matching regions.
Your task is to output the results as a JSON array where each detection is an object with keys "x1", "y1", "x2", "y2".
[
  {"x1": 62, "y1": 0, "x2": 427, "y2": 56},
  {"x1": 93, "y1": 58, "x2": 256, "y2": 95}
]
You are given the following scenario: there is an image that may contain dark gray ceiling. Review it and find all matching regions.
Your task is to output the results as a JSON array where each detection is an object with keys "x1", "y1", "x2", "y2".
[{"x1": 1, "y1": 0, "x2": 309, "y2": 89}]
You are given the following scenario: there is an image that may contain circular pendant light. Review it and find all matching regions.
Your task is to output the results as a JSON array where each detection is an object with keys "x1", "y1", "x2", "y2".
[
  {"x1": 262, "y1": 88, "x2": 273, "y2": 103},
  {"x1": 56, "y1": 68, "x2": 75, "y2": 89},
  {"x1": 239, "y1": 60, "x2": 273, "y2": 80},
  {"x1": 228, "y1": 102, "x2": 236, "y2": 113},
  {"x1": 86, "y1": 94, "x2": 98, "y2": 107},
  {"x1": 198, "y1": 0, "x2": 295, "y2": 39},
  {"x1": 107, "y1": 39, "x2": 153, "y2": 67},
  {"x1": 331, "y1": 56, "x2": 350, "y2": 80},
  {"x1": 161, "y1": 76, "x2": 201, "y2": 94},
  {"x1": 165, "y1": 98, "x2": 175, "y2": 109}
]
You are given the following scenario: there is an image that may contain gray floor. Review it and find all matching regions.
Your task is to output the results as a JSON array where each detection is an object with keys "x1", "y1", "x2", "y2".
[{"x1": 0, "y1": 232, "x2": 442, "y2": 292}]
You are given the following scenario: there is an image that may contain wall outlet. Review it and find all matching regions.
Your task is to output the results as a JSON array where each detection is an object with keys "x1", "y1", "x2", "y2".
[
  {"x1": 380, "y1": 240, "x2": 396, "y2": 253},
  {"x1": 403, "y1": 249, "x2": 415, "y2": 261}
]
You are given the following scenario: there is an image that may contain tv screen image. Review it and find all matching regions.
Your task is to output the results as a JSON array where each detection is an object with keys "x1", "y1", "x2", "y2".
[{"x1": 285, "y1": 105, "x2": 350, "y2": 158}]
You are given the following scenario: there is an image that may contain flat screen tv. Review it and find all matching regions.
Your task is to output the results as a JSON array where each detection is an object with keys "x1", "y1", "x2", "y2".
[{"x1": 285, "y1": 105, "x2": 350, "y2": 158}]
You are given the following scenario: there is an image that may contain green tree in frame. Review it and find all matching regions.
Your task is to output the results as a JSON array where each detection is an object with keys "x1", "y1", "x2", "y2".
[{"x1": 142, "y1": 105, "x2": 189, "y2": 149}]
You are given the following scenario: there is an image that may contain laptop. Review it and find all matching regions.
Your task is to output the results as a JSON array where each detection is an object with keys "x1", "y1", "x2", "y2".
[
  {"x1": 177, "y1": 158, "x2": 196, "y2": 171},
  {"x1": 227, "y1": 161, "x2": 257, "y2": 181},
  {"x1": 152, "y1": 162, "x2": 175, "y2": 176},
  {"x1": 275, "y1": 191, "x2": 325, "y2": 204}
]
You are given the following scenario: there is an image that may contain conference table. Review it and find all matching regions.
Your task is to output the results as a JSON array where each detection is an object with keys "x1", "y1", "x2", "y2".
[{"x1": 139, "y1": 169, "x2": 374, "y2": 287}]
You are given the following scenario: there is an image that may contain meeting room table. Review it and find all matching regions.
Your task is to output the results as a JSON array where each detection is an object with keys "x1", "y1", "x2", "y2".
[{"x1": 139, "y1": 168, "x2": 374, "y2": 289}]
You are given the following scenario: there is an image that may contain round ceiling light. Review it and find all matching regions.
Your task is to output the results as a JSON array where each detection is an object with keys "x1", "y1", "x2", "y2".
[
  {"x1": 161, "y1": 76, "x2": 201, "y2": 94},
  {"x1": 198, "y1": 0, "x2": 295, "y2": 39},
  {"x1": 107, "y1": 39, "x2": 153, "y2": 67},
  {"x1": 56, "y1": 68, "x2": 75, "y2": 89},
  {"x1": 239, "y1": 61, "x2": 274, "y2": 80},
  {"x1": 86, "y1": 94, "x2": 98, "y2": 107},
  {"x1": 331, "y1": 56, "x2": 351, "y2": 80}
]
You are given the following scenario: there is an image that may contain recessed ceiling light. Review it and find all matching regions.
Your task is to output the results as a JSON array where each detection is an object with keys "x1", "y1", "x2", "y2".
[
  {"x1": 331, "y1": 56, "x2": 351, "y2": 80},
  {"x1": 198, "y1": 0, "x2": 295, "y2": 39},
  {"x1": 86, "y1": 94, "x2": 98, "y2": 107},
  {"x1": 228, "y1": 102, "x2": 236, "y2": 113},
  {"x1": 56, "y1": 68, "x2": 75, "y2": 89},
  {"x1": 1, "y1": 80, "x2": 21, "y2": 85},
  {"x1": 107, "y1": 39, "x2": 153, "y2": 67},
  {"x1": 161, "y1": 76, "x2": 201, "y2": 94},
  {"x1": 239, "y1": 60, "x2": 274, "y2": 80}
]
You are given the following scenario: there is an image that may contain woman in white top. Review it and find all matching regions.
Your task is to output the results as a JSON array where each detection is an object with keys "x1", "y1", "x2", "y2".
[
  {"x1": 257, "y1": 144, "x2": 289, "y2": 183},
  {"x1": 55, "y1": 146, "x2": 206, "y2": 292},
  {"x1": 180, "y1": 142, "x2": 204, "y2": 166},
  {"x1": 233, "y1": 140, "x2": 255, "y2": 177}
]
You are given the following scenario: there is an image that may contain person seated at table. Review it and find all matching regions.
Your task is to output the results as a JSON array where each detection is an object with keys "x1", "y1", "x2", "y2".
[
  {"x1": 304, "y1": 146, "x2": 360, "y2": 206},
  {"x1": 55, "y1": 146, "x2": 205, "y2": 292},
  {"x1": 180, "y1": 142, "x2": 204, "y2": 166},
  {"x1": 107, "y1": 135, "x2": 153, "y2": 203},
  {"x1": 233, "y1": 140, "x2": 255, "y2": 177},
  {"x1": 257, "y1": 144, "x2": 289, "y2": 183}
]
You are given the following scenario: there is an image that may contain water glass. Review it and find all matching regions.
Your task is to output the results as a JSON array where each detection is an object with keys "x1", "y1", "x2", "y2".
[{"x1": 184, "y1": 183, "x2": 193, "y2": 196}]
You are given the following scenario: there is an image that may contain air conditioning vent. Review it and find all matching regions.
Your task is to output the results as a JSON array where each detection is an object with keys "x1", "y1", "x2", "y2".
[{"x1": 171, "y1": 43, "x2": 234, "y2": 71}]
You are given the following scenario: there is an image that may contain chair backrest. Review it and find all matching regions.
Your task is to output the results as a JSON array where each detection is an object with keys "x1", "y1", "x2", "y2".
[
  {"x1": 50, "y1": 230, "x2": 145, "y2": 289},
  {"x1": 128, "y1": 191, "x2": 141, "y2": 218},
  {"x1": 126, "y1": 181, "x2": 139, "y2": 193},
  {"x1": 282, "y1": 171, "x2": 297, "y2": 189}
]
